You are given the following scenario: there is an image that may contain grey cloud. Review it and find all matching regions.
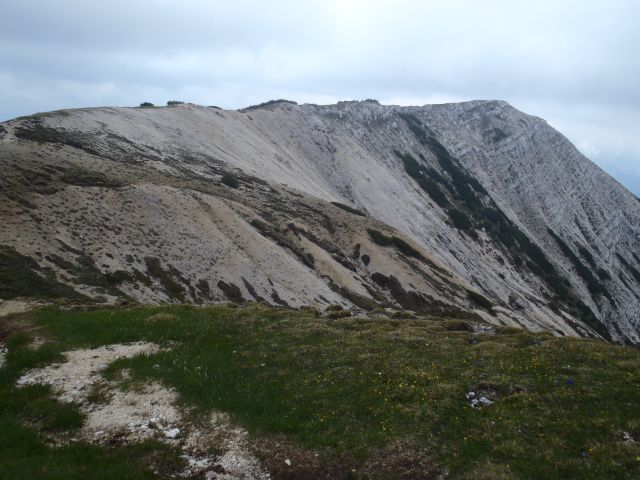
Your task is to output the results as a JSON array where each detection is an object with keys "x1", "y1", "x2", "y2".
[{"x1": 1, "y1": 0, "x2": 638, "y2": 193}]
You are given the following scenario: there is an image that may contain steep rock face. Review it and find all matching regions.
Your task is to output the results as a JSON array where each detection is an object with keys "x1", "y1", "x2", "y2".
[
  {"x1": 415, "y1": 100, "x2": 640, "y2": 341},
  {"x1": 1, "y1": 100, "x2": 638, "y2": 342}
]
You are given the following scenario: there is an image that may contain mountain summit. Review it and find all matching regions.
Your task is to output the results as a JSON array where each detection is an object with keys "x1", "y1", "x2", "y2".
[{"x1": 1, "y1": 100, "x2": 638, "y2": 342}]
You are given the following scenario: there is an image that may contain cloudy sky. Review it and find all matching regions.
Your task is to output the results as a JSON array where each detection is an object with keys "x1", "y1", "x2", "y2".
[{"x1": 1, "y1": 0, "x2": 639, "y2": 194}]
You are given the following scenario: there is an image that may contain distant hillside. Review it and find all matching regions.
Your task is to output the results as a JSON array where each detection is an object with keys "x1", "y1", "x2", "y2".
[{"x1": 1, "y1": 99, "x2": 638, "y2": 341}]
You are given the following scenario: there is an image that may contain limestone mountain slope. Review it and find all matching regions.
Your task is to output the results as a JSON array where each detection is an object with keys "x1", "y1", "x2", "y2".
[{"x1": 1, "y1": 99, "x2": 638, "y2": 342}]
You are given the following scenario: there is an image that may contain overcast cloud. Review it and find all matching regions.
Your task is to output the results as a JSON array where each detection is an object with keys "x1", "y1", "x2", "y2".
[{"x1": 1, "y1": 0, "x2": 638, "y2": 194}]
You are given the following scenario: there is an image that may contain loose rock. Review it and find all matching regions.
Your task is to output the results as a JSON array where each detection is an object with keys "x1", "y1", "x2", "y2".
[{"x1": 0, "y1": 343, "x2": 7, "y2": 369}]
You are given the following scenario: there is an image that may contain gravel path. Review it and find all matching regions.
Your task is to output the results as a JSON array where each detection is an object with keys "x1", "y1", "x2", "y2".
[{"x1": 17, "y1": 342, "x2": 268, "y2": 479}]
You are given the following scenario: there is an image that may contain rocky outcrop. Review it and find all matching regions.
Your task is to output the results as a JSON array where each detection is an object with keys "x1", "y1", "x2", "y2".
[{"x1": 1, "y1": 99, "x2": 638, "y2": 342}]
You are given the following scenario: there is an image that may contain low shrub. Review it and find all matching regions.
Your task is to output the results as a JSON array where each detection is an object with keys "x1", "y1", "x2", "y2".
[
  {"x1": 331, "y1": 202, "x2": 366, "y2": 217},
  {"x1": 217, "y1": 280, "x2": 245, "y2": 303},
  {"x1": 326, "y1": 304, "x2": 344, "y2": 312},
  {"x1": 144, "y1": 257, "x2": 185, "y2": 302},
  {"x1": 240, "y1": 99, "x2": 298, "y2": 111},
  {"x1": 221, "y1": 174, "x2": 240, "y2": 189},
  {"x1": 443, "y1": 319, "x2": 473, "y2": 331},
  {"x1": 367, "y1": 229, "x2": 393, "y2": 246},
  {"x1": 389, "y1": 236, "x2": 426, "y2": 262},
  {"x1": 417, "y1": 177, "x2": 449, "y2": 208},
  {"x1": 467, "y1": 290, "x2": 495, "y2": 313},
  {"x1": 326, "y1": 309, "x2": 352, "y2": 319},
  {"x1": 448, "y1": 209, "x2": 473, "y2": 231},
  {"x1": 395, "y1": 151, "x2": 422, "y2": 179}
]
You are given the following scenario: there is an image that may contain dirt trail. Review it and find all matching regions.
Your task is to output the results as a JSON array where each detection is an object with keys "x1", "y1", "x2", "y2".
[
  {"x1": 0, "y1": 299, "x2": 44, "y2": 369},
  {"x1": 0, "y1": 299, "x2": 40, "y2": 317},
  {"x1": 17, "y1": 342, "x2": 268, "y2": 479}
]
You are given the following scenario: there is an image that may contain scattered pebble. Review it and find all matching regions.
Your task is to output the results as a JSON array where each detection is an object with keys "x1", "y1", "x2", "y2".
[
  {"x1": 467, "y1": 391, "x2": 494, "y2": 408},
  {"x1": 0, "y1": 343, "x2": 7, "y2": 369},
  {"x1": 284, "y1": 459, "x2": 292, "y2": 466},
  {"x1": 165, "y1": 428, "x2": 181, "y2": 439},
  {"x1": 149, "y1": 414, "x2": 166, "y2": 429},
  {"x1": 472, "y1": 324, "x2": 496, "y2": 335}
]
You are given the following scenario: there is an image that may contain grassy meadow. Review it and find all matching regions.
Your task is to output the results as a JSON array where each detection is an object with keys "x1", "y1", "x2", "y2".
[{"x1": 1, "y1": 303, "x2": 639, "y2": 478}]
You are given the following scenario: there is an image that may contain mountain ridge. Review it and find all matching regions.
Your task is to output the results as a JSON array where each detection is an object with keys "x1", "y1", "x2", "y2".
[{"x1": 1, "y1": 100, "x2": 638, "y2": 342}]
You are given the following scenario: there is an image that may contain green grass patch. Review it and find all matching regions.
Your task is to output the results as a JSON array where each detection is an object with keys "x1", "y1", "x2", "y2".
[
  {"x1": 0, "y1": 329, "x2": 179, "y2": 479},
  {"x1": 8, "y1": 304, "x2": 638, "y2": 478}
]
